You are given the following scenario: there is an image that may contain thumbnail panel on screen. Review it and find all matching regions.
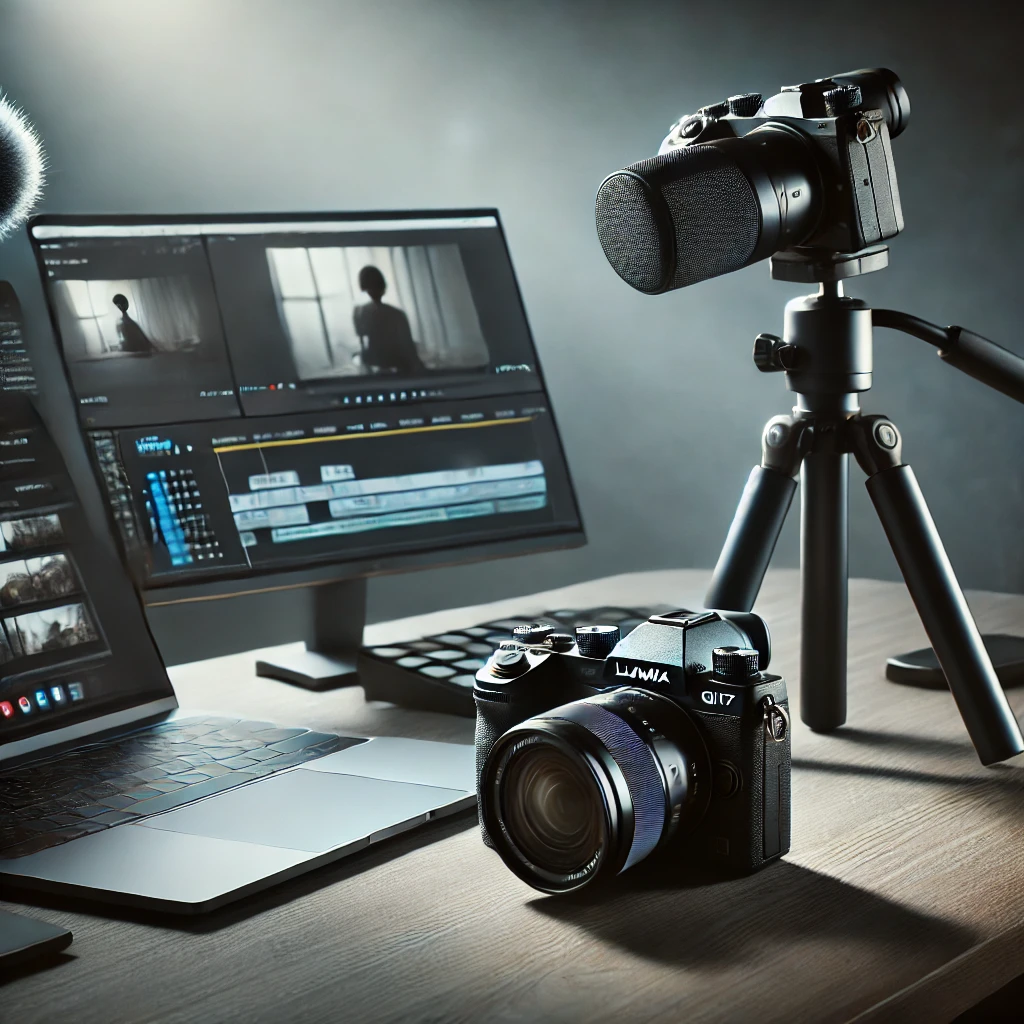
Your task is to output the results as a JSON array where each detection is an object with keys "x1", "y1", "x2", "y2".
[
  {"x1": 0, "y1": 554, "x2": 76, "y2": 608},
  {"x1": 2, "y1": 602, "x2": 97, "y2": 658},
  {"x1": 0, "y1": 513, "x2": 64, "y2": 552},
  {"x1": 268, "y1": 244, "x2": 489, "y2": 382}
]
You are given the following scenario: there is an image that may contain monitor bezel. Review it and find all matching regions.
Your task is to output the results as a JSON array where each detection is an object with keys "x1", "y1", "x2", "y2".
[{"x1": 27, "y1": 208, "x2": 587, "y2": 605}]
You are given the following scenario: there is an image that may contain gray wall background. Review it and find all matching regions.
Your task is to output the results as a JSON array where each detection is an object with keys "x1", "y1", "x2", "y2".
[{"x1": 0, "y1": 0, "x2": 1021, "y2": 645}]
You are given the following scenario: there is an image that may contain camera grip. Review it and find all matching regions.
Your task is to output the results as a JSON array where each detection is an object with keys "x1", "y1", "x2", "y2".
[{"x1": 474, "y1": 694, "x2": 531, "y2": 847}]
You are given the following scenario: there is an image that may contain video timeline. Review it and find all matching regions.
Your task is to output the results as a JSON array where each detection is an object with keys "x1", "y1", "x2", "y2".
[
  {"x1": 229, "y1": 460, "x2": 547, "y2": 547},
  {"x1": 104, "y1": 397, "x2": 579, "y2": 584}
]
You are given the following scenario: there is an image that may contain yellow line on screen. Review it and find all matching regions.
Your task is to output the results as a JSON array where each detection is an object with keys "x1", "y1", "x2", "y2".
[{"x1": 212, "y1": 415, "x2": 535, "y2": 454}]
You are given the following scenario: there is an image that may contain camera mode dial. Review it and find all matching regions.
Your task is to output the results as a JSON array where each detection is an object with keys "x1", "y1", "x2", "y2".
[
  {"x1": 728, "y1": 92, "x2": 762, "y2": 117},
  {"x1": 823, "y1": 84, "x2": 863, "y2": 115},
  {"x1": 574, "y1": 624, "x2": 621, "y2": 659},
  {"x1": 698, "y1": 100, "x2": 730, "y2": 119},
  {"x1": 712, "y1": 646, "x2": 760, "y2": 680}
]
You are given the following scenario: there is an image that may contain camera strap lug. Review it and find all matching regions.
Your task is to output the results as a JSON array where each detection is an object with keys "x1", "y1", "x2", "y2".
[{"x1": 760, "y1": 695, "x2": 790, "y2": 743}]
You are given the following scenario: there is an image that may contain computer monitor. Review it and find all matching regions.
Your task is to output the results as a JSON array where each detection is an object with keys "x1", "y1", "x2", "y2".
[{"x1": 28, "y1": 210, "x2": 585, "y2": 687}]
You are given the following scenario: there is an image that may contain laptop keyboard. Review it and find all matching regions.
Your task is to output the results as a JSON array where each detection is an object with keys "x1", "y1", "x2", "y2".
[
  {"x1": 360, "y1": 604, "x2": 672, "y2": 717},
  {"x1": 0, "y1": 716, "x2": 362, "y2": 860}
]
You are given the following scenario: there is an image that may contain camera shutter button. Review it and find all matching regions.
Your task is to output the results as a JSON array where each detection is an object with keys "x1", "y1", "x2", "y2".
[
  {"x1": 512, "y1": 623, "x2": 555, "y2": 644},
  {"x1": 491, "y1": 642, "x2": 529, "y2": 678},
  {"x1": 545, "y1": 633, "x2": 575, "y2": 652}
]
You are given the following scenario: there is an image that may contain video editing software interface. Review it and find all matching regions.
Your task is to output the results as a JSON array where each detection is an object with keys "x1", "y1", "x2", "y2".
[
  {"x1": 30, "y1": 213, "x2": 581, "y2": 589},
  {"x1": 0, "y1": 398, "x2": 172, "y2": 745}
]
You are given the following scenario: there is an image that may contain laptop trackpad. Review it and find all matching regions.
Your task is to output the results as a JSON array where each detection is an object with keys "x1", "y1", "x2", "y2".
[{"x1": 138, "y1": 770, "x2": 469, "y2": 853}]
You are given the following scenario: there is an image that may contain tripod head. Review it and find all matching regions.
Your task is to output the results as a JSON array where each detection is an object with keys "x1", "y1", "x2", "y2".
[{"x1": 754, "y1": 246, "x2": 1024, "y2": 407}]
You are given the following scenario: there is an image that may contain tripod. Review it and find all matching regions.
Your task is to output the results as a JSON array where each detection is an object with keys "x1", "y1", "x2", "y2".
[{"x1": 705, "y1": 246, "x2": 1024, "y2": 765}]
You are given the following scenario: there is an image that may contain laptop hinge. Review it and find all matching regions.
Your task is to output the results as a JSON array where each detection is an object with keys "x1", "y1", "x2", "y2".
[{"x1": 0, "y1": 697, "x2": 179, "y2": 769}]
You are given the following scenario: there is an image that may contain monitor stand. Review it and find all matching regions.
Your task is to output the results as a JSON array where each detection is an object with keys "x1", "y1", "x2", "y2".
[{"x1": 255, "y1": 578, "x2": 366, "y2": 691}]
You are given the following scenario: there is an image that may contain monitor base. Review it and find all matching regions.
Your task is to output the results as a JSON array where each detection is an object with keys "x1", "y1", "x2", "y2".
[
  {"x1": 256, "y1": 649, "x2": 360, "y2": 691},
  {"x1": 255, "y1": 577, "x2": 366, "y2": 691}
]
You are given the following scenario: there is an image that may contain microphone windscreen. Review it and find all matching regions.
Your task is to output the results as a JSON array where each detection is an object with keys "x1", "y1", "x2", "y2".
[
  {"x1": 596, "y1": 144, "x2": 762, "y2": 293},
  {"x1": 0, "y1": 94, "x2": 45, "y2": 239}
]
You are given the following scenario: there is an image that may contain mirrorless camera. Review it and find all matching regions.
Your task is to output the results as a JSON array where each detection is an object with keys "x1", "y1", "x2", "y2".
[
  {"x1": 474, "y1": 610, "x2": 791, "y2": 894},
  {"x1": 596, "y1": 68, "x2": 910, "y2": 292}
]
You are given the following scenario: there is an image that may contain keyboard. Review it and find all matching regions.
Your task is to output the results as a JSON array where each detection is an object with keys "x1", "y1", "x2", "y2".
[
  {"x1": 0, "y1": 716, "x2": 360, "y2": 860},
  {"x1": 359, "y1": 604, "x2": 672, "y2": 717}
]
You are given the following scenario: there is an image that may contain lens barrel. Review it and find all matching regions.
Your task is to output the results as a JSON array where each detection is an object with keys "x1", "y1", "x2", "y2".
[
  {"x1": 480, "y1": 688, "x2": 711, "y2": 893},
  {"x1": 595, "y1": 127, "x2": 821, "y2": 293}
]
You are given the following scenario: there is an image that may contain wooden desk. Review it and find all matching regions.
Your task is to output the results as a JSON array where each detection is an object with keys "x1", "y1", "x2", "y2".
[{"x1": 3, "y1": 569, "x2": 1023, "y2": 1023}]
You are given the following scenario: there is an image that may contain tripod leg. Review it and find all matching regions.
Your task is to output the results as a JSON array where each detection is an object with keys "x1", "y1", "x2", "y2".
[
  {"x1": 854, "y1": 417, "x2": 1024, "y2": 764},
  {"x1": 800, "y1": 449, "x2": 850, "y2": 732},
  {"x1": 706, "y1": 416, "x2": 802, "y2": 612}
]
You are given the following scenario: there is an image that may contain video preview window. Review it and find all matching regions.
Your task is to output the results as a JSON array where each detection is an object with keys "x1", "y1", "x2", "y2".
[
  {"x1": 40, "y1": 235, "x2": 242, "y2": 427},
  {"x1": 267, "y1": 244, "x2": 489, "y2": 381},
  {"x1": 55, "y1": 276, "x2": 212, "y2": 360}
]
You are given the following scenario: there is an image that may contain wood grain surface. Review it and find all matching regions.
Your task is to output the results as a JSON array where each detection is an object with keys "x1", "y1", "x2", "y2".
[{"x1": 2, "y1": 569, "x2": 1022, "y2": 1023}]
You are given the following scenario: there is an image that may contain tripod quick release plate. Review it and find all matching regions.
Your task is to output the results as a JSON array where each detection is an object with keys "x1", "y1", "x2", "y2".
[{"x1": 770, "y1": 245, "x2": 890, "y2": 283}]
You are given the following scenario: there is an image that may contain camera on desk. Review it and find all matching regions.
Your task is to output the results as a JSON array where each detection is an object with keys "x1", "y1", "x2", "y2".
[{"x1": 473, "y1": 611, "x2": 791, "y2": 894}]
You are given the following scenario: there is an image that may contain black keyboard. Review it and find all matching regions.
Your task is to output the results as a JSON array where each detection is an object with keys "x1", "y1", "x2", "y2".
[
  {"x1": 359, "y1": 604, "x2": 672, "y2": 717},
  {"x1": 0, "y1": 716, "x2": 361, "y2": 860}
]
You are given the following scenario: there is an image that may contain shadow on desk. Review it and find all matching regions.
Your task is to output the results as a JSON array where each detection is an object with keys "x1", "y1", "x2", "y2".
[
  {"x1": 531, "y1": 859, "x2": 975, "y2": 971},
  {"x1": 0, "y1": 951, "x2": 76, "y2": 988}
]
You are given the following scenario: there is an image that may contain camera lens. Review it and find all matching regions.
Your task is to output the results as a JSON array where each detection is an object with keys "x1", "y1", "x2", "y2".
[
  {"x1": 481, "y1": 689, "x2": 711, "y2": 893},
  {"x1": 501, "y1": 743, "x2": 605, "y2": 876},
  {"x1": 596, "y1": 127, "x2": 821, "y2": 293}
]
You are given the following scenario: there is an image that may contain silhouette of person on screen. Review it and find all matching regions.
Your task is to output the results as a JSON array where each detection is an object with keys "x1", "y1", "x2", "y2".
[
  {"x1": 352, "y1": 266, "x2": 424, "y2": 375},
  {"x1": 111, "y1": 293, "x2": 156, "y2": 356}
]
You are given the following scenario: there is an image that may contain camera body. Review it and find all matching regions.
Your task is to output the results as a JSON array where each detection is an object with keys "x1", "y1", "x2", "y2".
[
  {"x1": 474, "y1": 610, "x2": 791, "y2": 892},
  {"x1": 659, "y1": 70, "x2": 905, "y2": 256}
]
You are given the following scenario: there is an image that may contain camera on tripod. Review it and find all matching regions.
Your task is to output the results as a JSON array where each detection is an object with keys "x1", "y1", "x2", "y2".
[
  {"x1": 593, "y1": 68, "x2": 1024, "y2": 767},
  {"x1": 596, "y1": 68, "x2": 909, "y2": 293},
  {"x1": 473, "y1": 611, "x2": 790, "y2": 894}
]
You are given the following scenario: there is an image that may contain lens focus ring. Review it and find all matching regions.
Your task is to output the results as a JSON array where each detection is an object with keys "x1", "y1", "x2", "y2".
[{"x1": 552, "y1": 701, "x2": 666, "y2": 871}]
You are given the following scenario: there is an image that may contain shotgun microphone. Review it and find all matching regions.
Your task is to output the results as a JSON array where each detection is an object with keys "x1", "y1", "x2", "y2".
[{"x1": 0, "y1": 93, "x2": 45, "y2": 239}]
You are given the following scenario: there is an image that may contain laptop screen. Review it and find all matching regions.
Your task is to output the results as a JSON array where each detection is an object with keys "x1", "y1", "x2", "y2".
[{"x1": 0, "y1": 396, "x2": 173, "y2": 749}]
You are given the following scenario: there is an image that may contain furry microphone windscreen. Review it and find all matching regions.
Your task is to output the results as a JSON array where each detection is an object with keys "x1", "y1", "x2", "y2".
[{"x1": 0, "y1": 93, "x2": 45, "y2": 239}]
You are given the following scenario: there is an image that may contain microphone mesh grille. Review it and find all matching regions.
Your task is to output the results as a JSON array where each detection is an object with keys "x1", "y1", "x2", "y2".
[
  {"x1": 597, "y1": 145, "x2": 762, "y2": 291},
  {"x1": 595, "y1": 172, "x2": 665, "y2": 294}
]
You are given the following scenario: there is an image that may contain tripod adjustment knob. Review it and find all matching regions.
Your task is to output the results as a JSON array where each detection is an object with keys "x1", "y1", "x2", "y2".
[{"x1": 753, "y1": 334, "x2": 800, "y2": 372}]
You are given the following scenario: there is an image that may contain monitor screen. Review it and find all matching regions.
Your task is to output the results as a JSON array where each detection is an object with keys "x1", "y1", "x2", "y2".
[{"x1": 30, "y1": 212, "x2": 583, "y2": 591}]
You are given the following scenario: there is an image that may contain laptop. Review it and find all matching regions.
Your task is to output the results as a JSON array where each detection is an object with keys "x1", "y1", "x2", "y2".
[{"x1": 0, "y1": 394, "x2": 475, "y2": 913}]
